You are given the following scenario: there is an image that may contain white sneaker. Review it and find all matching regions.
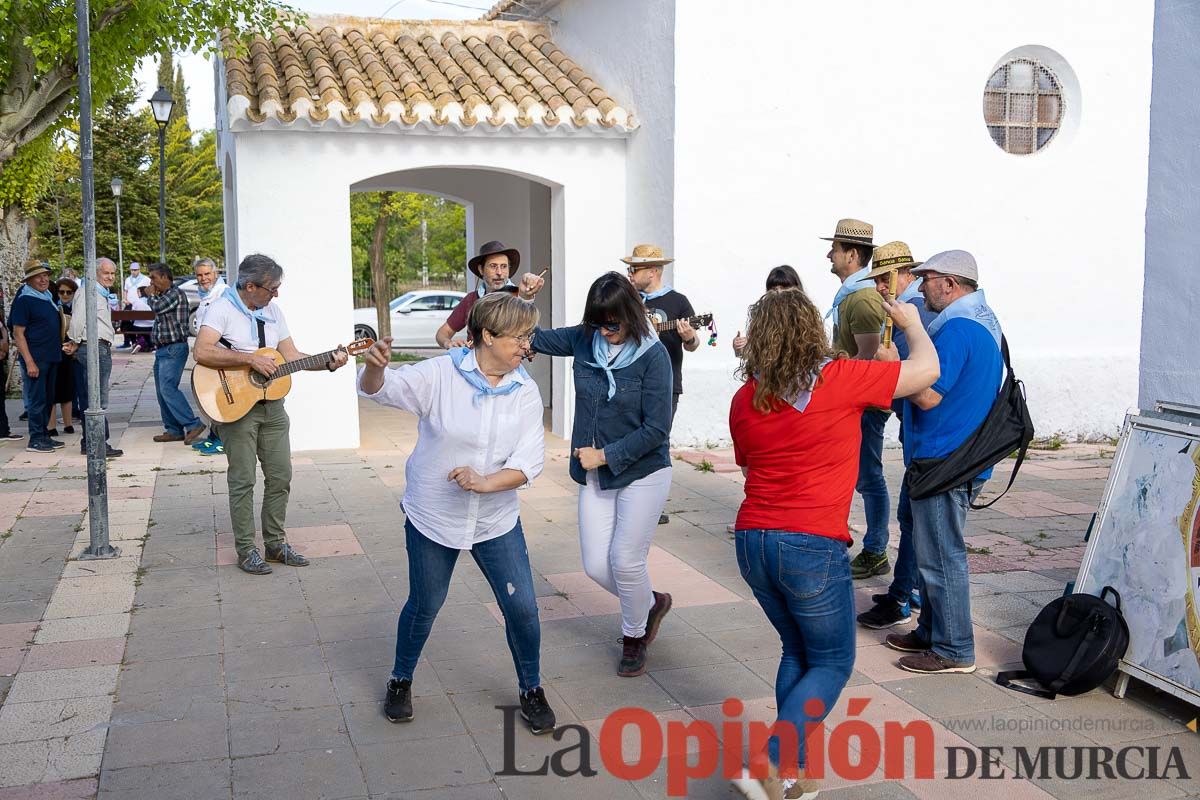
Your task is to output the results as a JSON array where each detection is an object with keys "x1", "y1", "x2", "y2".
[{"x1": 130, "y1": 344, "x2": 142, "y2": 354}]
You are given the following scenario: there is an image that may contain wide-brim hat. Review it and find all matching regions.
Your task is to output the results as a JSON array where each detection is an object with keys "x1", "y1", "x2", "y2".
[
  {"x1": 23, "y1": 259, "x2": 50, "y2": 280},
  {"x1": 468, "y1": 241, "x2": 521, "y2": 278},
  {"x1": 866, "y1": 241, "x2": 923, "y2": 279},
  {"x1": 620, "y1": 243, "x2": 673, "y2": 267},
  {"x1": 819, "y1": 218, "x2": 875, "y2": 248}
]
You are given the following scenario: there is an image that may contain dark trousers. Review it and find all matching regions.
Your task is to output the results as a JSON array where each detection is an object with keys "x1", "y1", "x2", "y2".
[
  {"x1": 22, "y1": 360, "x2": 58, "y2": 446},
  {"x1": 0, "y1": 360, "x2": 11, "y2": 437},
  {"x1": 74, "y1": 344, "x2": 112, "y2": 451}
]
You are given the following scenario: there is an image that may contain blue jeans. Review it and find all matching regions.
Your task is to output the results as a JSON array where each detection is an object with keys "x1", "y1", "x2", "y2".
[
  {"x1": 858, "y1": 410, "x2": 890, "y2": 555},
  {"x1": 886, "y1": 483, "x2": 922, "y2": 606},
  {"x1": 74, "y1": 344, "x2": 112, "y2": 450},
  {"x1": 394, "y1": 518, "x2": 542, "y2": 692},
  {"x1": 736, "y1": 530, "x2": 855, "y2": 770},
  {"x1": 912, "y1": 478, "x2": 987, "y2": 663},
  {"x1": 153, "y1": 341, "x2": 200, "y2": 435},
  {"x1": 21, "y1": 360, "x2": 58, "y2": 446}
]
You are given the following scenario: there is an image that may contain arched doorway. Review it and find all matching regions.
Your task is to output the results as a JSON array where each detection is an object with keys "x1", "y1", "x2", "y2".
[{"x1": 350, "y1": 167, "x2": 557, "y2": 427}]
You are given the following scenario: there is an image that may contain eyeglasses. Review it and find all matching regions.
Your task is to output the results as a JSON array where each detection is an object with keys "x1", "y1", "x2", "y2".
[
  {"x1": 599, "y1": 322, "x2": 621, "y2": 333},
  {"x1": 253, "y1": 282, "x2": 281, "y2": 296},
  {"x1": 506, "y1": 332, "x2": 535, "y2": 347},
  {"x1": 58, "y1": 290, "x2": 75, "y2": 296}
]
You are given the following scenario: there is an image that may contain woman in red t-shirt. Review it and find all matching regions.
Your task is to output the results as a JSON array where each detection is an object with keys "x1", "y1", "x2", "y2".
[{"x1": 729, "y1": 288, "x2": 938, "y2": 799}]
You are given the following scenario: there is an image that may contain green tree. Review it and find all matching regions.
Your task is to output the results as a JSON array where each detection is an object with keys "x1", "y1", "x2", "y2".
[
  {"x1": 349, "y1": 191, "x2": 467, "y2": 289},
  {"x1": 0, "y1": 0, "x2": 301, "y2": 305}
]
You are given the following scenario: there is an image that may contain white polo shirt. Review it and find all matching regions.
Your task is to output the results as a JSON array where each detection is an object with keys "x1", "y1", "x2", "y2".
[
  {"x1": 357, "y1": 351, "x2": 544, "y2": 550},
  {"x1": 200, "y1": 294, "x2": 290, "y2": 351}
]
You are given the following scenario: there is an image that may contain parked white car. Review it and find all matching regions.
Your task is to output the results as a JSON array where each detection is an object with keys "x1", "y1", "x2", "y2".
[{"x1": 352, "y1": 290, "x2": 465, "y2": 348}]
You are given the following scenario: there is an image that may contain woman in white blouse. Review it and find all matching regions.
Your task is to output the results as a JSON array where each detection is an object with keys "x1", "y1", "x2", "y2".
[{"x1": 358, "y1": 292, "x2": 556, "y2": 735}]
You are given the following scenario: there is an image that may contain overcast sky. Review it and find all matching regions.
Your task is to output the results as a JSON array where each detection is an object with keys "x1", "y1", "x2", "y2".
[{"x1": 133, "y1": 0, "x2": 495, "y2": 131}]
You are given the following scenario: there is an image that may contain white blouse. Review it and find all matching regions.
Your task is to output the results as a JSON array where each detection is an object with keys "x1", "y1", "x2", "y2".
[{"x1": 357, "y1": 351, "x2": 545, "y2": 550}]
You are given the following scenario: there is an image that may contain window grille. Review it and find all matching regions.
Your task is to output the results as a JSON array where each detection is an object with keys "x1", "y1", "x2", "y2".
[{"x1": 983, "y1": 58, "x2": 1063, "y2": 155}]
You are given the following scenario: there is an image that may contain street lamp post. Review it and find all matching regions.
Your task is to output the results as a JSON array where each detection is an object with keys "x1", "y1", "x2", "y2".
[
  {"x1": 149, "y1": 85, "x2": 174, "y2": 264},
  {"x1": 110, "y1": 177, "x2": 124, "y2": 291}
]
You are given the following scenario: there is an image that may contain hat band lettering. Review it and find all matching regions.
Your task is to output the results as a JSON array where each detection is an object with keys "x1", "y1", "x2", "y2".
[{"x1": 874, "y1": 256, "x2": 914, "y2": 268}]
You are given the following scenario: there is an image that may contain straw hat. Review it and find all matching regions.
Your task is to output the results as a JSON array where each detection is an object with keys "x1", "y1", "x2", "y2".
[
  {"x1": 866, "y1": 241, "x2": 923, "y2": 279},
  {"x1": 620, "y1": 243, "x2": 674, "y2": 268},
  {"x1": 23, "y1": 259, "x2": 51, "y2": 280},
  {"x1": 819, "y1": 219, "x2": 874, "y2": 247},
  {"x1": 468, "y1": 240, "x2": 521, "y2": 278}
]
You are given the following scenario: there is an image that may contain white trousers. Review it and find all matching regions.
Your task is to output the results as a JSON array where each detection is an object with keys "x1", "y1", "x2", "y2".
[{"x1": 578, "y1": 466, "x2": 673, "y2": 637}]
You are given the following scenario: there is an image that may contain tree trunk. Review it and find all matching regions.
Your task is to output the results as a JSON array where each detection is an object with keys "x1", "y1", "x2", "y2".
[
  {"x1": 0, "y1": 205, "x2": 31, "y2": 396},
  {"x1": 368, "y1": 193, "x2": 393, "y2": 341}
]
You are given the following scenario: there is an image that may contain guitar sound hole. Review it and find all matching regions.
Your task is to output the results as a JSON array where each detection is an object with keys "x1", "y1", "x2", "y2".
[{"x1": 249, "y1": 372, "x2": 271, "y2": 389}]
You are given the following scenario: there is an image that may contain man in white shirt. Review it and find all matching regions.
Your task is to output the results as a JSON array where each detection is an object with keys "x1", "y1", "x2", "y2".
[
  {"x1": 193, "y1": 254, "x2": 349, "y2": 576},
  {"x1": 118, "y1": 262, "x2": 150, "y2": 350},
  {"x1": 190, "y1": 257, "x2": 227, "y2": 455},
  {"x1": 64, "y1": 257, "x2": 122, "y2": 458}
]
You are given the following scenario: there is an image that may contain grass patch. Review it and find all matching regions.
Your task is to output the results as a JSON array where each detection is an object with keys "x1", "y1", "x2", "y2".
[
  {"x1": 1030, "y1": 433, "x2": 1067, "y2": 451},
  {"x1": 966, "y1": 544, "x2": 992, "y2": 555},
  {"x1": 117, "y1": 473, "x2": 134, "y2": 479},
  {"x1": 694, "y1": 460, "x2": 715, "y2": 473}
]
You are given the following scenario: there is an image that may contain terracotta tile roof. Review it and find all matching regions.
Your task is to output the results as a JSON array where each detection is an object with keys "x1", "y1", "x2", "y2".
[
  {"x1": 222, "y1": 16, "x2": 634, "y2": 133},
  {"x1": 482, "y1": 0, "x2": 558, "y2": 21}
]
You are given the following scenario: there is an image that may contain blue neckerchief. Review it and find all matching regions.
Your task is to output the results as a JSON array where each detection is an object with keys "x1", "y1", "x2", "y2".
[
  {"x1": 927, "y1": 289, "x2": 1002, "y2": 349},
  {"x1": 476, "y1": 280, "x2": 517, "y2": 298},
  {"x1": 447, "y1": 347, "x2": 529, "y2": 402},
  {"x1": 897, "y1": 277, "x2": 923, "y2": 304},
  {"x1": 223, "y1": 287, "x2": 271, "y2": 324},
  {"x1": 586, "y1": 326, "x2": 659, "y2": 400},
  {"x1": 640, "y1": 285, "x2": 673, "y2": 301},
  {"x1": 17, "y1": 284, "x2": 54, "y2": 305},
  {"x1": 199, "y1": 279, "x2": 227, "y2": 300},
  {"x1": 825, "y1": 266, "x2": 874, "y2": 327},
  {"x1": 879, "y1": 278, "x2": 925, "y2": 335},
  {"x1": 78, "y1": 278, "x2": 115, "y2": 303}
]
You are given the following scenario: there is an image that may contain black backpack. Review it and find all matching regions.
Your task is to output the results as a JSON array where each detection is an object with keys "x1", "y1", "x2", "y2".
[
  {"x1": 996, "y1": 586, "x2": 1130, "y2": 699},
  {"x1": 904, "y1": 335, "x2": 1034, "y2": 509}
]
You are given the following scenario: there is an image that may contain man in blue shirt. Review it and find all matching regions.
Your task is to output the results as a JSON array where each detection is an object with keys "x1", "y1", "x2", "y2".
[
  {"x1": 875, "y1": 250, "x2": 1003, "y2": 675},
  {"x1": 10, "y1": 261, "x2": 65, "y2": 453},
  {"x1": 856, "y1": 241, "x2": 937, "y2": 630}
]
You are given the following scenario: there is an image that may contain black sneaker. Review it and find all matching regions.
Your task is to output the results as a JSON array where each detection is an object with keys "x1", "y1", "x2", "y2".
[
  {"x1": 617, "y1": 635, "x2": 648, "y2": 677},
  {"x1": 520, "y1": 686, "x2": 556, "y2": 735},
  {"x1": 237, "y1": 548, "x2": 273, "y2": 575},
  {"x1": 856, "y1": 597, "x2": 912, "y2": 629},
  {"x1": 46, "y1": 428, "x2": 59, "y2": 437},
  {"x1": 658, "y1": 514, "x2": 669, "y2": 525},
  {"x1": 645, "y1": 590, "x2": 672, "y2": 644},
  {"x1": 48, "y1": 439, "x2": 65, "y2": 449},
  {"x1": 1, "y1": 433, "x2": 22, "y2": 440},
  {"x1": 873, "y1": 591, "x2": 922, "y2": 611},
  {"x1": 105, "y1": 446, "x2": 124, "y2": 459},
  {"x1": 26, "y1": 440, "x2": 54, "y2": 453},
  {"x1": 18, "y1": 412, "x2": 27, "y2": 421},
  {"x1": 63, "y1": 425, "x2": 74, "y2": 434},
  {"x1": 850, "y1": 550, "x2": 890, "y2": 579},
  {"x1": 384, "y1": 678, "x2": 413, "y2": 722},
  {"x1": 264, "y1": 543, "x2": 310, "y2": 567}
]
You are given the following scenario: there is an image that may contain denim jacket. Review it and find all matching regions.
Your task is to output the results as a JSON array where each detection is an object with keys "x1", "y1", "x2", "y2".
[{"x1": 532, "y1": 324, "x2": 673, "y2": 489}]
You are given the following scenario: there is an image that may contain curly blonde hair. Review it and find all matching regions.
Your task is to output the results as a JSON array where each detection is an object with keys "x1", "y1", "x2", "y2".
[{"x1": 736, "y1": 288, "x2": 840, "y2": 413}]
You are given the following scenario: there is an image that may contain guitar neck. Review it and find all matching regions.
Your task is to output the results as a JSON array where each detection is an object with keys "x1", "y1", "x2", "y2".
[
  {"x1": 275, "y1": 349, "x2": 339, "y2": 377},
  {"x1": 653, "y1": 317, "x2": 703, "y2": 332}
]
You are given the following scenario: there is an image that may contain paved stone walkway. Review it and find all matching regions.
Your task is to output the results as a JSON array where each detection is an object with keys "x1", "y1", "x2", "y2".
[{"x1": 0, "y1": 352, "x2": 1198, "y2": 799}]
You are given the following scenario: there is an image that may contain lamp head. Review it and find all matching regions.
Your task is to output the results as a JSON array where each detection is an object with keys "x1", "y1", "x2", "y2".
[{"x1": 149, "y1": 85, "x2": 174, "y2": 126}]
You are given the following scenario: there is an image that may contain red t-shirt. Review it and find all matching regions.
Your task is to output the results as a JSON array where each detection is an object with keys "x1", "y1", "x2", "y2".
[{"x1": 730, "y1": 359, "x2": 901, "y2": 541}]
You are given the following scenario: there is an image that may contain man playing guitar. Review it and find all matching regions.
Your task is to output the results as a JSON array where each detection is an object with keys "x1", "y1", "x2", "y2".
[
  {"x1": 192, "y1": 253, "x2": 350, "y2": 576},
  {"x1": 624, "y1": 244, "x2": 699, "y2": 525}
]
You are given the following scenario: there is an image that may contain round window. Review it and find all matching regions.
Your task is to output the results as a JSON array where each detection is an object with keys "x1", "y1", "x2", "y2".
[{"x1": 983, "y1": 58, "x2": 1063, "y2": 155}]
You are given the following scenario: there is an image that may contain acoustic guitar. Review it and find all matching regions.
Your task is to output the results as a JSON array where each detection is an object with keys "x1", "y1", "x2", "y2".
[
  {"x1": 192, "y1": 339, "x2": 374, "y2": 423},
  {"x1": 648, "y1": 312, "x2": 713, "y2": 333}
]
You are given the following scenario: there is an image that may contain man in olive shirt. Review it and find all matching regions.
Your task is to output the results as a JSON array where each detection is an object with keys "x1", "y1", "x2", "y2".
[{"x1": 822, "y1": 218, "x2": 891, "y2": 579}]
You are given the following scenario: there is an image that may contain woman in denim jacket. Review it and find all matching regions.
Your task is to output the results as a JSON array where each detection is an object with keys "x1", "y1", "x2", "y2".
[{"x1": 531, "y1": 272, "x2": 674, "y2": 677}]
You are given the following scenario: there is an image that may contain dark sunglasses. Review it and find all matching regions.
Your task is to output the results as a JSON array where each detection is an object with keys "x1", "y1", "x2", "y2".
[
  {"x1": 58, "y1": 289, "x2": 75, "y2": 296},
  {"x1": 599, "y1": 322, "x2": 621, "y2": 333}
]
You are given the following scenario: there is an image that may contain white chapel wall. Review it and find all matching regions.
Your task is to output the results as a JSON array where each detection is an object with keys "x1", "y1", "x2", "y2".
[
  {"x1": 227, "y1": 128, "x2": 626, "y2": 450},
  {"x1": 666, "y1": 0, "x2": 1154, "y2": 446}
]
